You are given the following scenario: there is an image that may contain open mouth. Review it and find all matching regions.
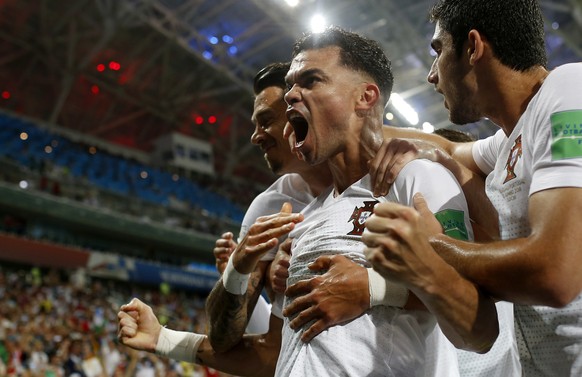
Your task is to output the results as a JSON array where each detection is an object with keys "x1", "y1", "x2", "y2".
[{"x1": 288, "y1": 114, "x2": 308, "y2": 147}]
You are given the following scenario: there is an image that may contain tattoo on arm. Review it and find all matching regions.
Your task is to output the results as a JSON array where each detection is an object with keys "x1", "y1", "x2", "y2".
[{"x1": 206, "y1": 262, "x2": 268, "y2": 352}]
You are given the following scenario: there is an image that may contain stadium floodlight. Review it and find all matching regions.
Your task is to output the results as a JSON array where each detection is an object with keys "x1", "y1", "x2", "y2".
[
  {"x1": 390, "y1": 93, "x2": 419, "y2": 126},
  {"x1": 310, "y1": 14, "x2": 327, "y2": 34},
  {"x1": 422, "y1": 122, "x2": 435, "y2": 133}
]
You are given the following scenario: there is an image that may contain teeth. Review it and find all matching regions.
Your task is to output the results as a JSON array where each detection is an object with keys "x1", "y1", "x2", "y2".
[{"x1": 288, "y1": 113, "x2": 304, "y2": 121}]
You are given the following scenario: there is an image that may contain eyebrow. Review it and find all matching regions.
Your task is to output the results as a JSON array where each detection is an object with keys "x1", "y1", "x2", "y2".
[
  {"x1": 285, "y1": 67, "x2": 326, "y2": 86},
  {"x1": 251, "y1": 107, "x2": 275, "y2": 124}
]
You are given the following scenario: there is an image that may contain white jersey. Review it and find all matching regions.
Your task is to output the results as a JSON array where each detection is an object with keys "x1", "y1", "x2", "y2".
[
  {"x1": 473, "y1": 63, "x2": 582, "y2": 377},
  {"x1": 240, "y1": 174, "x2": 315, "y2": 329},
  {"x1": 275, "y1": 159, "x2": 473, "y2": 377},
  {"x1": 238, "y1": 173, "x2": 315, "y2": 262},
  {"x1": 456, "y1": 301, "x2": 521, "y2": 377}
]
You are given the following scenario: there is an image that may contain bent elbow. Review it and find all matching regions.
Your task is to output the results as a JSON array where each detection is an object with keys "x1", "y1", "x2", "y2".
[
  {"x1": 537, "y1": 271, "x2": 582, "y2": 308},
  {"x1": 207, "y1": 330, "x2": 236, "y2": 354},
  {"x1": 544, "y1": 286, "x2": 581, "y2": 308},
  {"x1": 449, "y1": 320, "x2": 499, "y2": 355}
]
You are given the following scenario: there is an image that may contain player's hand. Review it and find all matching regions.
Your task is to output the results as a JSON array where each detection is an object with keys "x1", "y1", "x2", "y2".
[
  {"x1": 232, "y1": 202, "x2": 303, "y2": 274},
  {"x1": 213, "y1": 232, "x2": 237, "y2": 274},
  {"x1": 118, "y1": 298, "x2": 162, "y2": 353},
  {"x1": 363, "y1": 193, "x2": 443, "y2": 287},
  {"x1": 283, "y1": 254, "x2": 369, "y2": 342},
  {"x1": 368, "y1": 138, "x2": 437, "y2": 197},
  {"x1": 269, "y1": 238, "x2": 292, "y2": 294}
]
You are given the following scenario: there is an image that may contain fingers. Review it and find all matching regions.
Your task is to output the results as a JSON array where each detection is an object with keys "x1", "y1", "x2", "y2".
[
  {"x1": 412, "y1": 193, "x2": 430, "y2": 217},
  {"x1": 244, "y1": 205, "x2": 303, "y2": 252},
  {"x1": 271, "y1": 270, "x2": 289, "y2": 294},
  {"x1": 369, "y1": 141, "x2": 397, "y2": 197},
  {"x1": 370, "y1": 138, "x2": 423, "y2": 197},
  {"x1": 280, "y1": 202, "x2": 293, "y2": 214},
  {"x1": 271, "y1": 249, "x2": 290, "y2": 294},
  {"x1": 118, "y1": 310, "x2": 138, "y2": 340},
  {"x1": 120, "y1": 297, "x2": 144, "y2": 312},
  {"x1": 307, "y1": 255, "x2": 333, "y2": 271},
  {"x1": 301, "y1": 319, "x2": 330, "y2": 343},
  {"x1": 213, "y1": 234, "x2": 237, "y2": 257},
  {"x1": 284, "y1": 297, "x2": 317, "y2": 330},
  {"x1": 284, "y1": 279, "x2": 312, "y2": 299}
]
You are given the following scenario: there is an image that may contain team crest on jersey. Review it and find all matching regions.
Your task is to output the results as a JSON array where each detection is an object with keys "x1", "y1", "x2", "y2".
[
  {"x1": 503, "y1": 135, "x2": 522, "y2": 183},
  {"x1": 347, "y1": 200, "x2": 378, "y2": 236}
]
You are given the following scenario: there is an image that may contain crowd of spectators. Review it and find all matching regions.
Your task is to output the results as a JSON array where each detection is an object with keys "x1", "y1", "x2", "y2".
[{"x1": 0, "y1": 263, "x2": 234, "y2": 377}]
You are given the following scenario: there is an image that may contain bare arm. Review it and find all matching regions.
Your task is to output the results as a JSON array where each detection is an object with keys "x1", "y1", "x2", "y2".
[
  {"x1": 281, "y1": 254, "x2": 426, "y2": 343},
  {"x1": 206, "y1": 203, "x2": 303, "y2": 352},
  {"x1": 432, "y1": 187, "x2": 582, "y2": 307},
  {"x1": 363, "y1": 195, "x2": 499, "y2": 353},
  {"x1": 197, "y1": 315, "x2": 282, "y2": 377},
  {"x1": 118, "y1": 298, "x2": 281, "y2": 377},
  {"x1": 213, "y1": 231, "x2": 237, "y2": 274},
  {"x1": 206, "y1": 261, "x2": 269, "y2": 353},
  {"x1": 373, "y1": 129, "x2": 499, "y2": 240}
]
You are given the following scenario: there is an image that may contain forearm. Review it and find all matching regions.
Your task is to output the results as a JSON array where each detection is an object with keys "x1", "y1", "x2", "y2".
[
  {"x1": 411, "y1": 260, "x2": 498, "y2": 353},
  {"x1": 197, "y1": 318, "x2": 282, "y2": 377},
  {"x1": 206, "y1": 262, "x2": 268, "y2": 352},
  {"x1": 430, "y1": 234, "x2": 577, "y2": 307}
]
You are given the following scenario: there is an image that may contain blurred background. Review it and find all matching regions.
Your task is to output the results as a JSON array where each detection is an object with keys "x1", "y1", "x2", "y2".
[{"x1": 0, "y1": 0, "x2": 580, "y2": 375}]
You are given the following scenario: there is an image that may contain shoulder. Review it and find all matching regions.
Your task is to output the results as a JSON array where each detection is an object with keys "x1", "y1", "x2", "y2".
[
  {"x1": 541, "y1": 63, "x2": 582, "y2": 95},
  {"x1": 397, "y1": 159, "x2": 450, "y2": 179}
]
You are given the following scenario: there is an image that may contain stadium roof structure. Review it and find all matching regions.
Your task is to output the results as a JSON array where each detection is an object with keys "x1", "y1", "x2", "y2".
[{"x1": 1, "y1": 0, "x2": 581, "y2": 184}]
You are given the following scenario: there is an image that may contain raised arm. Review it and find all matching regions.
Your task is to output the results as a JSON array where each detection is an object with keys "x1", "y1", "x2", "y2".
[
  {"x1": 432, "y1": 187, "x2": 582, "y2": 307},
  {"x1": 363, "y1": 195, "x2": 499, "y2": 353},
  {"x1": 118, "y1": 298, "x2": 281, "y2": 377},
  {"x1": 206, "y1": 203, "x2": 303, "y2": 352}
]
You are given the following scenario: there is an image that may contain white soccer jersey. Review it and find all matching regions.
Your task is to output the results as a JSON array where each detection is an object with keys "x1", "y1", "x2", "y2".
[
  {"x1": 456, "y1": 301, "x2": 521, "y2": 377},
  {"x1": 275, "y1": 159, "x2": 474, "y2": 377},
  {"x1": 240, "y1": 173, "x2": 315, "y2": 328},
  {"x1": 473, "y1": 63, "x2": 582, "y2": 377},
  {"x1": 238, "y1": 173, "x2": 315, "y2": 262}
]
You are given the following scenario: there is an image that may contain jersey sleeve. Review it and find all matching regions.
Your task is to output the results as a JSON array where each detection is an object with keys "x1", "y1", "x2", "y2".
[
  {"x1": 529, "y1": 63, "x2": 582, "y2": 194},
  {"x1": 391, "y1": 159, "x2": 474, "y2": 241},
  {"x1": 237, "y1": 191, "x2": 282, "y2": 262},
  {"x1": 473, "y1": 130, "x2": 505, "y2": 175}
]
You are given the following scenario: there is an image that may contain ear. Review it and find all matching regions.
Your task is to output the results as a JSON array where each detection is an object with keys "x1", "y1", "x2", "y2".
[
  {"x1": 356, "y1": 83, "x2": 381, "y2": 111},
  {"x1": 467, "y1": 29, "x2": 485, "y2": 66}
]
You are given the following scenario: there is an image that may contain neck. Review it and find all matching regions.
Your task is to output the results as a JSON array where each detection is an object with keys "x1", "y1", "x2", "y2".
[
  {"x1": 329, "y1": 120, "x2": 382, "y2": 195},
  {"x1": 296, "y1": 163, "x2": 333, "y2": 197},
  {"x1": 482, "y1": 65, "x2": 548, "y2": 136}
]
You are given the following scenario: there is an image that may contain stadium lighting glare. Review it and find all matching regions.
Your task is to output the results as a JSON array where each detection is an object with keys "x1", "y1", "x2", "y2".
[
  {"x1": 310, "y1": 15, "x2": 327, "y2": 34},
  {"x1": 390, "y1": 93, "x2": 419, "y2": 126},
  {"x1": 285, "y1": 0, "x2": 299, "y2": 7},
  {"x1": 422, "y1": 122, "x2": 435, "y2": 133}
]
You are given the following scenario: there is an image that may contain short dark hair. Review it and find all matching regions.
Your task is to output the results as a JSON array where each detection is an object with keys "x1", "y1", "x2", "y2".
[
  {"x1": 253, "y1": 62, "x2": 291, "y2": 95},
  {"x1": 292, "y1": 26, "x2": 394, "y2": 104},
  {"x1": 429, "y1": 0, "x2": 547, "y2": 71}
]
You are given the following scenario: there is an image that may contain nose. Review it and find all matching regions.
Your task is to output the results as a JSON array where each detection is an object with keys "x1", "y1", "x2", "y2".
[
  {"x1": 284, "y1": 84, "x2": 300, "y2": 105},
  {"x1": 250, "y1": 124, "x2": 265, "y2": 146},
  {"x1": 427, "y1": 59, "x2": 438, "y2": 84}
]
